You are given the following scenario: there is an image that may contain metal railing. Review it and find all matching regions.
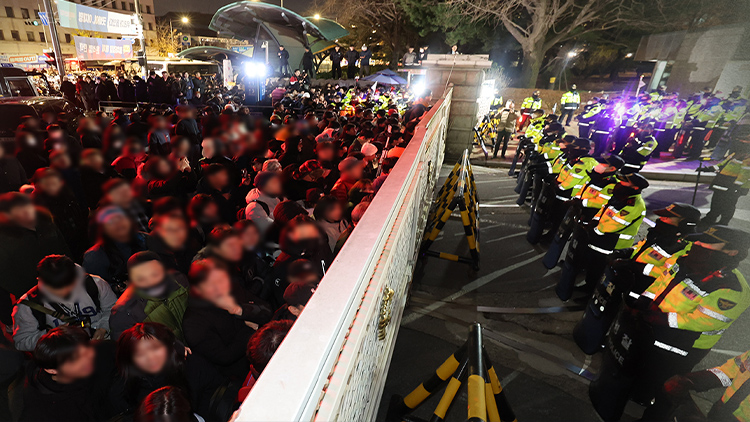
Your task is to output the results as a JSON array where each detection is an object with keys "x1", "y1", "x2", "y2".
[{"x1": 236, "y1": 87, "x2": 453, "y2": 421}]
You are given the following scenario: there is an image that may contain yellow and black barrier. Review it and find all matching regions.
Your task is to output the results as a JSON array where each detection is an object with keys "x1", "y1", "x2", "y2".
[
  {"x1": 421, "y1": 149, "x2": 480, "y2": 270},
  {"x1": 385, "y1": 323, "x2": 517, "y2": 422}
]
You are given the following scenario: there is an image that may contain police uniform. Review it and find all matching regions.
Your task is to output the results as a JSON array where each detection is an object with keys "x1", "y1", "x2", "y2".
[
  {"x1": 577, "y1": 100, "x2": 604, "y2": 138},
  {"x1": 591, "y1": 226, "x2": 750, "y2": 421},
  {"x1": 619, "y1": 131, "x2": 658, "y2": 172},
  {"x1": 561, "y1": 88, "x2": 581, "y2": 126},
  {"x1": 573, "y1": 203, "x2": 700, "y2": 355}
]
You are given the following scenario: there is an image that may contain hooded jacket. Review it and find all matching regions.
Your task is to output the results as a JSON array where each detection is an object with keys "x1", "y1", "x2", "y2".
[{"x1": 12, "y1": 266, "x2": 116, "y2": 351}]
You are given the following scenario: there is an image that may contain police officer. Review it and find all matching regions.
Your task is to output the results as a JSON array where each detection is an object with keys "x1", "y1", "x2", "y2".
[
  {"x1": 618, "y1": 122, "x2": 658, "y2": 172},
  {"x1": 699, "y1": 140, "x2": 750, "y2": 227},
  {"x1": 543, "y1": 154, "x2": 624, "y2": 269},
  {"x1": 519, "y1": 91, "x2": 543, "y2": 131},
  {"x1": 560, "y1": 84, "x2": 581, "y2": 127},
  {"x1": 591, "y1": 225, "x2": 750, "y2": 420},
  {"x1": 643, "y1": 349, "x2": 750, "y2": 421},
  {"x1": 577, "y1": 97, "x2": 605, "y2": 138},
  {"x1": 528, "y1": 137, "x2": 595, "y2": 244},
  {"x1": 572, "y1": 202, "x2": 700, "y2": 354},
  {"x1": 516, "y1": 121, "x2": 565, "y2": 206}
]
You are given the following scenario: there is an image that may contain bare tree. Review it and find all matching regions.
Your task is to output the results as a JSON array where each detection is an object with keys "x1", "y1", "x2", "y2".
[
  {"x1": 152, "y1": 22, "x2": 179, "y2": 57},
  {"x1": 446, "y1": 0, "x2": 654, "y2": 87},
  {"x1": 310, "y1": 0, "x2": 417, "y2": 67}
]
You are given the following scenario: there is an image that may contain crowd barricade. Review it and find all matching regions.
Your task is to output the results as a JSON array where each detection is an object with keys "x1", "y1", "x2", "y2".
[{"x1": 236, "y1": 88, "x2": 453, "y2": 421}]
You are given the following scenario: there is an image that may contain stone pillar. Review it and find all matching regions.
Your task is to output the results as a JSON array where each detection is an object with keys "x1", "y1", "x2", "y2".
[{"x1": 421, "y1": 54, "x2": 493, "y2": 160}]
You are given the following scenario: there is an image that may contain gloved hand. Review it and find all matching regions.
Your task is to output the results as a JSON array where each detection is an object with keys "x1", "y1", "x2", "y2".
[
  {"x1": 663, "y1": 375, "x2": 695, "y2": 400},
  {"x1": 610, "y1": 258, "x2": 633, "y2": 272},
  {"x1": 641, "y1": 309, "x2": 669, "y2": 326}
]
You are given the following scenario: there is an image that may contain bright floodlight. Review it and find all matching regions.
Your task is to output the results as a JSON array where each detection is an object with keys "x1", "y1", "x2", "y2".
[
  {"x1": 244, "y1": 61, "x2": 267, "y2": 78},
  {"x1": 567, "y1": 51, "x2": 577, "y2": 58},
  {"x1": 412, "y1": 82, "x2": 426, "y2": 96},
  {"x1": 181, "y1": 17, "x2": 189, "y2": 23},
  {"x1": 625, "y1": 52, "x2": 633, "y2": 58},
  {"x1": 313, "y1": 13, "x2": 321, "y2": 19}
]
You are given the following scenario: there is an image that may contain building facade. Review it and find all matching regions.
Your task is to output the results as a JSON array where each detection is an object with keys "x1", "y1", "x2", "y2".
[
  {"x1": 636, "y1": 23, "x2": 750, "y2": 97},
  {"x1": 0, "y1": 0, "x2": 156, "y2": 67}
]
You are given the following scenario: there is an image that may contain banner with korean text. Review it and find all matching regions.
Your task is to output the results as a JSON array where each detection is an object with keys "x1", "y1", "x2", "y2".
[
  {"x1": 74, "y1": 36, "x2": 134, "y2": 60},
  {"x1": 58, "y1": 0, "x2": 136, "y2": 35}
]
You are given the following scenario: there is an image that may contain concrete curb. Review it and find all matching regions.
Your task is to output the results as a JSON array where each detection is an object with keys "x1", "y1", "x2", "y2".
[{"x1": 470, "y1": 158, "x2": 716, "y2": 184}]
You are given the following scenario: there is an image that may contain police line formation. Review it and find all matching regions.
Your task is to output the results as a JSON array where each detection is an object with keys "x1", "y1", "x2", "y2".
[{"x1": 478, "y1": 85, "x2": 750, "y2": 421}]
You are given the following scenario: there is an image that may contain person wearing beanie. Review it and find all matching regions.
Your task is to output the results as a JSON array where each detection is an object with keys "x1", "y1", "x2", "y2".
[
  {"x1": 244, "y1": 171, "x2": 284, "y2": 234},
  {"x1": 331, "y1": 157, "x2": 364, "y2": 202}
]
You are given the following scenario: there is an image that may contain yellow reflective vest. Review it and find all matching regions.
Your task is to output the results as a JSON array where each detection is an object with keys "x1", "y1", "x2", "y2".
[
  {"x1": 588, "y1": 195, "x2": 646, "y2": 253},
  {"x1": 707, "y1": 350, "x2": 750, "y2": 421},
  {"x1": 521, "y1": 96, "x2": 542, "y2": 110},
  {"x1": 644, "y1": 267, "x2": 750, "y2": 349}
]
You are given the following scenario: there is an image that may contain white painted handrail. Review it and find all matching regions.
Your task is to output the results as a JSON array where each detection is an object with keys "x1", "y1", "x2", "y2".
[{"x1": 237, "y1": 88, "x2": 453, "y2": 422}]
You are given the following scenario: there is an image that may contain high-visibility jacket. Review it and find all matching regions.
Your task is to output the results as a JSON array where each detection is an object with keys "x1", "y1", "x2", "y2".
[
  {"x1": 526, "y1": 116, "x2": 546, "y2": 145},
  {"x1": 620, "y1": 134, "x2": 657, "y2": 169},
  {"x1": 686, "y1": 101, "x2": 703, "y2": 118},
  {"x1": 695, "y1": 104, "x2": 725, "y2": 128},
  {"x1": 556, "y1": 157, "x2": 598, "y2": 198},
  {"x1": 580, "y1": 177, "x2": 617, "y2": 209},
  {"x1": 561, "y1": 91, "x2": 580, "y2": 109},
  {"x1": 711, "y1": 154, "x2": 750, "y2": 193},
  {"x1": 706, "y1": 350, "x2": 750, "y2": 421},
  {"x1": 581, "y1": 103, "x2": 604, "y2": 120},
  {"x1": 631, "y1": 238, "x2": 691, "y2": 281},
  {"x1": 521, "y1": 96, "x2": 542, "y2": 110},
  {"x1": 644, "y1": 267, "x2": 750, "y2": 350},
  {"x1": 588, "y1": 195, "x2": 646, "y2": 254},
  {"x1": 490, "y1": 96, "x2": 504, "y2": 108},
  {"x1": 723, "y1": 101, "x2": 748, "y2": 123}
]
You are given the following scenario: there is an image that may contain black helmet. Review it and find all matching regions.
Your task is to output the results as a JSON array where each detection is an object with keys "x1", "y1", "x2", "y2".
[{"x1": 654, "y1": 203, "x2": 701, "y2": 227}]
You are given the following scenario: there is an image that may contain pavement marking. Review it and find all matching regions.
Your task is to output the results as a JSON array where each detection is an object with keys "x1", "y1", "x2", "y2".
[
  {"x1": 711, "y1": 348, "x2": 744, "y2": 357},
  {"x1": 486, "y1": 232, "x2": 526, "y2": 243},
  {"x1": 401, "y1": 253, "x2": 545, "y2": 325},
  {"x1": 500, "y1": 369, "x2": 522, "y2": 387}
]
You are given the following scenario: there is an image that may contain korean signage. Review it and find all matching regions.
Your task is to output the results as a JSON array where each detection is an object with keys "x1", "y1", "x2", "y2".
[
  {"x1": 74, "y1": 36, "x2": 133, "y2": 60},
  {"x1": 58, "y1": 0, "x2": 136, "y2": 35},
  {"x1": 6, "y1": 55, "x2": 45, "y2": 64}
]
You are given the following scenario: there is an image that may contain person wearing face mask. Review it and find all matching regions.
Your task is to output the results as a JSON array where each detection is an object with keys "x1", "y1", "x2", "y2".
[
  {"x1": 15, "y1": 130, "x2": 48, "y2": 178},
  {"x1": 12, "y1": 255, "x2": 116, "y2": 352},
  {"x1": 556, "y1": 173, "x2": 649, "y2": 301},
  {"x1": 543, "y1": 154, "x2": 624, "y2": 269},
  {"x1": 183, "y1": 259, "x2": 272, "y2": 379},
  {"x1": 590, "y1": 226, "x2": 750, "y2": 421},
  {"x1": 110, "y1": 252, "x2": 189, "y2": 341},
  {"x1": 271, "y1": 215, "x2": 333, "y2": 308},
  {"x1": 572, "y1": 202, "x2": 700, "y2": 354},
  {"x1": 110, "y1": 322, "x2": 232, "y2": 421},
  {"x1": 146, "y1": 214, "x2": 199, "y2": 275},
  {"x1": 618, "y1": 122, "x2": 658, "y2": 172},
  {"x1": 560, "y1": 84, "x2": 580, "y2": 127},
  {"x1": 244, "y1": 171, "x2": 284, "y2": 234}
]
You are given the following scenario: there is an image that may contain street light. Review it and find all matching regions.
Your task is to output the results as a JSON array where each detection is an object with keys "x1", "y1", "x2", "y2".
[
  {"x1": 169, "y1": 17, "x2": 190, "y2": 51},
  {"x1": 313, "y1": 13, "x2": 320, "y2": 19},
  {"x1": 181, "y1": 16, "x2": 189, "y2": 24},
  {"x1": 567, "y1": 51, "x2": 577, "y2": 58}
]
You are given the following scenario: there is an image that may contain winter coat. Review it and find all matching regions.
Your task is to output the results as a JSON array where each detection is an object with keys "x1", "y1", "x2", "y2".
[
  {"x1": 0, "y1": 156, "x2": 28, "y2": 193},
  {"x1": 244, "y1": 188, "x2": 281, "y2": 234}
]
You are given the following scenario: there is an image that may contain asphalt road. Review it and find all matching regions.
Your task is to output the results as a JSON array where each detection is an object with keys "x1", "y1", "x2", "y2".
[{"x1": 377, "y1": 164, "x2": 750, "y2": 422}]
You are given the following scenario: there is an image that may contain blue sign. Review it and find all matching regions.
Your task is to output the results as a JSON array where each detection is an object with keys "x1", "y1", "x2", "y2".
[
  {"x1": 39, "y1": 12, "x2": 48, "y2": 26},
  {"x1": 74, "y1": 36, "x2": 134, "y2": 60},
  {"x1": 57, "y1": 0, "x2": 135, "y2": 35}
]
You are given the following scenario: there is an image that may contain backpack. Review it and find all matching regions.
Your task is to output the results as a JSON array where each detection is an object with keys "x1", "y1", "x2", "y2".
[{"x1": 21, "y1": 275, "x2": 101, "y2": 331}]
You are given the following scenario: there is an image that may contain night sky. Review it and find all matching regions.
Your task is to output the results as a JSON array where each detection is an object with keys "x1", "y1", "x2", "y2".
[{"x1": 154, "y1": 0, "x2": 311, "y2": 17}]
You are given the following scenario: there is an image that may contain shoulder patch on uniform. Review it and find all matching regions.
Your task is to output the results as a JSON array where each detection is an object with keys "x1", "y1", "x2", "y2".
[
  {"x1": 620, "y1": 210, "x2": 630, "y2": 216},
  {"x1": 717, "y1": 298, "x2": 737, "y2": 311}
]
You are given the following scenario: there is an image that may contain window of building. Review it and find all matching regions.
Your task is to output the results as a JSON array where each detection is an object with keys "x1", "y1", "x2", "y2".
[
  {"x1": 20, "y1": 8, "x2": 29, "y2": 19},
  {"x1": 39, "y1": 31, "x2": 44, "y2": 42},
  {"x1": 0, "y1": 31, "x2": 4, "y2": 41},
  {"x1": 34, "y1": 9, "x2": 39, "y2": 18},
  {"x1": 5, "y1": 7, "x2": 14, "y2": 18},
  {"x1": 148, "y1": 22, "x2": 153, "y2": 30},
  {"x1": 26, "y1": 31, "x2": 34, "y2": 41},
  {"x1": 64, "y1": 33, "x2": 71, "y2": 43},
  {"x1": 121, "y1": 2, "x2": 126, "y2": 10},
  {"x1": 112, "y1": 1, "x2": 117, "y2": 8},
  {"x1": 11, "y1": 30, "x2": 20, "y2": 41},
  {"x1": 145, "y1": 5, "x2": 151, "y2": 13},
  {"x1": 129, "y1": 3, "x2": 134, "y2": 11}
]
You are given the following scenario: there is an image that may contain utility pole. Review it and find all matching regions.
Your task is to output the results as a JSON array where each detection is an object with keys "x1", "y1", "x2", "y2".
[
  {"x1": 41, "y1": 0, "x2": 65, "y2": 78},
  {"x1": 133, "y1": 0, "x2": 147, "y2": 77}
]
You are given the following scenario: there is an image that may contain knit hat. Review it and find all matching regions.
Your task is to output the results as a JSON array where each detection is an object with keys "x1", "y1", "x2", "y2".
[
  {"x1": 262, "y1": 159, "x2": 282, "y2": 172},
  {"x1": 361, "y1": 142, "x2": 378, "y2": 157},
  {"x1": 96, "y1": 205, "x2": 127, "y2": 225}
]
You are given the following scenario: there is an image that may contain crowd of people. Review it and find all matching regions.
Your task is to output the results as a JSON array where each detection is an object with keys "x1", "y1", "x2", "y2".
[
  {"x1": 504, "y1": 96, "x2": 750, "y2": 421},
  {"x1": 0, "y1": 73, "x2": 434, "y2": 421},
  {"x1": 58, "y1": 71, "x2": 224, "y2": 111}
]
